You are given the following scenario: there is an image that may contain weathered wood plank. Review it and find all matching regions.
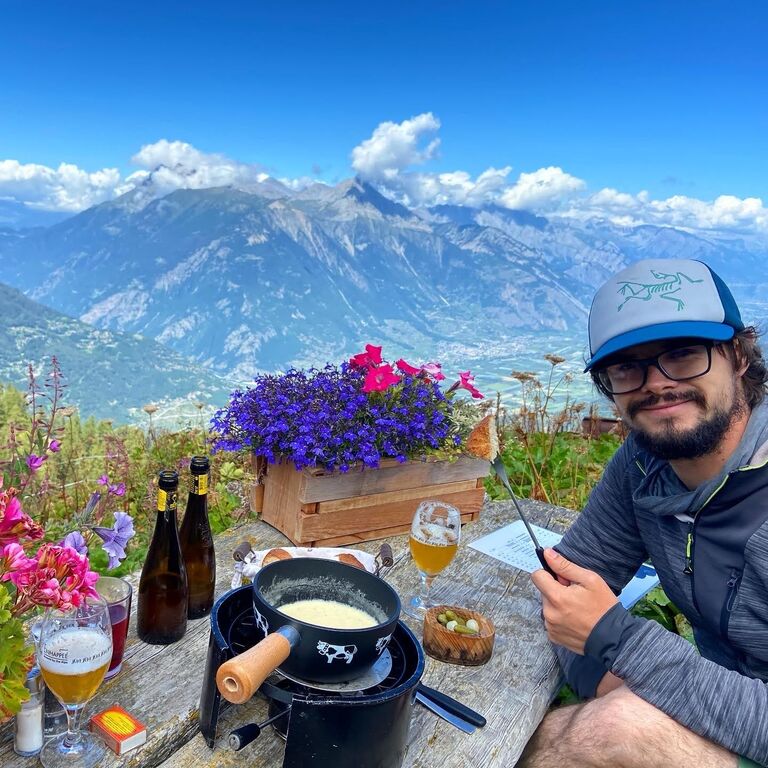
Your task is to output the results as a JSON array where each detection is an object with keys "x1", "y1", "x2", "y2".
[
  {"x1": 300, "y1": 456, "x2": 489, "y2": 503},
  {"x1": 299, "y1": 488, "x2": 485, "y2": 540},
  {"x1": 318, "y1": 479, "x2": 480, "y2": 513}
]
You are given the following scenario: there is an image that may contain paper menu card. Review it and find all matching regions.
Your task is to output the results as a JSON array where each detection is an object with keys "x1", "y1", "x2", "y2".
[{"x1": 470, "y1": 520, "x2": 659, "y2": 609}]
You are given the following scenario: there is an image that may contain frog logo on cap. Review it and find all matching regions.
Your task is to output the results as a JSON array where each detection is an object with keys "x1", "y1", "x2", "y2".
[{"x1": 616, "y1": 269, "x2": 703, "y2": 313}]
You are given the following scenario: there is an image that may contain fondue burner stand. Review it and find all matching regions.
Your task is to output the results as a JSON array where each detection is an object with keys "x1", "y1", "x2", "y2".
[{"x1": 199, "y1": 585, "x2": 425, "y2": 768}]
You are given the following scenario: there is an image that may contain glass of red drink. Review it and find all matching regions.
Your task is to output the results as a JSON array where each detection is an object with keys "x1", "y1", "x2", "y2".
[{"x1": 95, "y1": 576, "x2": 133, "y2": 680}]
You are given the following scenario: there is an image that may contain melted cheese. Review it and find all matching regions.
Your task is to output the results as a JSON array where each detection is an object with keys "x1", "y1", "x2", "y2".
[{"x1": 278, "y1": 599, "x2": 378, "y2": 629}]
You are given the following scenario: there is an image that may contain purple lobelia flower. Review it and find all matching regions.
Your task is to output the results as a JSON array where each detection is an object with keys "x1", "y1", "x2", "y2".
[
  {"x1": 211, "y1": 355, "x2": 463, "y2": 473},
  {"x1": 92, "y1": 511, "x2": 135, "y2": 569}
]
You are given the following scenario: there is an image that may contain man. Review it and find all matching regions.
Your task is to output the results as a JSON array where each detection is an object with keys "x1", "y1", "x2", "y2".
[{"x1": 519, "y1": 259, "x2": 768, "y2": 768}]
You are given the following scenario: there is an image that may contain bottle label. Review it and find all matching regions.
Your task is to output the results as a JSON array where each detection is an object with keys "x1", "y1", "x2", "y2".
[
  {"x1": 192, "y1": 474, "x2": 208, "y2": 495},
  {"x1": 157, "y1": 489, "x2": 178, "y2": 512}
]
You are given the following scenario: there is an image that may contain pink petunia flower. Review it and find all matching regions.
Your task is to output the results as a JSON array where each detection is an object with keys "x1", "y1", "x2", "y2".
[
  {"x1": 362, "y1": 364, "x2": 402, "y2": 393},
  {"x1": 395, "y1": 358, "x2": 421, "y2": 376},
  {"x1": 456, "y1": 370, "x2": 484, "y2": 399},
  {"x1": 349, "y1": 344, "x2": 383, "y2": 369},
  {"x1": 420, "y1": 363, "x2": 446, "y2": 382}
]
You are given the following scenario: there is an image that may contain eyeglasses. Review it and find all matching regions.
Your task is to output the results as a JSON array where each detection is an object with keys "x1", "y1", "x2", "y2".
[{"x1": 595, "y1": 343, "x2": 714, "y2": 395}]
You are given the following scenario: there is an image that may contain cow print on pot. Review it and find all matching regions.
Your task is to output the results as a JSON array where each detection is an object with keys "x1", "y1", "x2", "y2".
[{"x1": 317, "y1": 640, "x2": 358, "y2": 664}]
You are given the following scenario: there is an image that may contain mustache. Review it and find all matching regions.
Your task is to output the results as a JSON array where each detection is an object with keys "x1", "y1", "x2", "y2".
[{"x1": 626, "y1": 390, "x2": 706, "y2": 419}]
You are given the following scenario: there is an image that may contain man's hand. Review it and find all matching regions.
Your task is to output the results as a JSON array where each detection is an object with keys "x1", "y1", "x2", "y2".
[{"x1": 531, "y1": 548, "x2": 619, "y2": 655}]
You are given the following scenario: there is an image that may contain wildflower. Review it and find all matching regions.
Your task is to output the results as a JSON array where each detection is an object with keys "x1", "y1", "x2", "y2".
[
  {"x1": 97, "y1": 474, "x2": 110, "y2": 486},
  {"x1": 544, "y1": 354, "x2": 566, "y2": 366},
  {"x1": 48, "y1": 439, "x2": 62, "y2": 453},
  {"x1": 108, "y1": 482, "x2": 126, "y2": 497},
  {"x1": 92, "y1": 512, "x2": 135, "y2": 569},
  {"x1": 26, "y1": 455, "x2": 46, "y2": 472}
]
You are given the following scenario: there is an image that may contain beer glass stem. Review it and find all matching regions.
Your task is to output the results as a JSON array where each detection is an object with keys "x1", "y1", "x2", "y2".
[
  {"x1": 61, "y1": 705, "x2": 83, "y2": 750},
  {"x1": 419, "y1": 572, "x2": 435, "y2": 606}
]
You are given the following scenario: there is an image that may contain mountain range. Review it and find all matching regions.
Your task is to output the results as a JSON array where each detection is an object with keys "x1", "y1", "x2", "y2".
[{"x1": 1, "y1": 175, "x2": 766, "y2": 422}]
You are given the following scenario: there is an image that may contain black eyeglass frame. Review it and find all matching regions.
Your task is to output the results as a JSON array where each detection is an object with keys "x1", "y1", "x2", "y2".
[{"x1": 594, "y1": 341, "x2": 715, "y2": 396}]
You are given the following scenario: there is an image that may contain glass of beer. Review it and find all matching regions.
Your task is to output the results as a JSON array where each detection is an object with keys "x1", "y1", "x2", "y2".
[
  {"x1": 404, "y1": 500, "x2": 461, "y2": 618},
  {"x1": 36, "y1": 596, "x2": 113, "y2": 767}
]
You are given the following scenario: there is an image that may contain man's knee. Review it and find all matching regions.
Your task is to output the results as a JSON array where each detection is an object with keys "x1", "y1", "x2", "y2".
[{"x1": 563, "y1": 687, "x2": 656, "y2": 751}]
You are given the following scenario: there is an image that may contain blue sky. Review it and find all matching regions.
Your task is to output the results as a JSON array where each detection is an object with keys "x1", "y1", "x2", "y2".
[{"x1": 1, "y1": 1, "x2": 766, "y2": 229}]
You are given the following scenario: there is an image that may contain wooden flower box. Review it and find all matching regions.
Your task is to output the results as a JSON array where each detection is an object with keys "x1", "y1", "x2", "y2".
[{"x1": 253, "y1": 455, "x2": 489, "y2": 547}]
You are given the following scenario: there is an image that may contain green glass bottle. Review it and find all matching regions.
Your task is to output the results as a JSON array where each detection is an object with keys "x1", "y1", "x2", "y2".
[
  {"x1": 179, "y1": 456, "x2": 216, "y2": 619},
  {"x1": 137, "y1": 470, "x2": 188, "y2": 644}
]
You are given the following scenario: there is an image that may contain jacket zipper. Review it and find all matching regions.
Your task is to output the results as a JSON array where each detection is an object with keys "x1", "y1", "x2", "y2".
[
  {"x1": 682, "y1": 473, "x2": 731, "y2": 614},
  {"x1": 719, "y1": 568, "x2": 742, "y2": 638}
]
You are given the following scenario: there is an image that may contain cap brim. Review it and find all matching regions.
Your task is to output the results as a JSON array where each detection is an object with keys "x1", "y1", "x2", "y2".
[{"x1": 584, "y1": 321, "x2": 736, "y2": 372}]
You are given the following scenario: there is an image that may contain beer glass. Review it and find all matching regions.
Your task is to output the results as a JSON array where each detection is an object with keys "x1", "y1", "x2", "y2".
[
  {"x1": 404, "y1": 500, "x2": 461, "y2": 618},
  {"x1": 36, "y1": 596, "x2": 113, "y2": 767}
]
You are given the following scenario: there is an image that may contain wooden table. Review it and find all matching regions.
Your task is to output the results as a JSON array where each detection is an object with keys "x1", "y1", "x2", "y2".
[{"x1": 0, "y1": 497, "x2": 577, "y2": 767}]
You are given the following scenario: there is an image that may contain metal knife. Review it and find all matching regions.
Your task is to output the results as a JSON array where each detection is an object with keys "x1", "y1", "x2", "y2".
[
  {"x1": 491, "y1": 456, "x2": 557, "y2": 578},
  {"x1": 417, "y1": 683, "x2": 486, "y2": 727},
  {"x1": 415, "y1": 691, "x2": 476, "y2": 733}
]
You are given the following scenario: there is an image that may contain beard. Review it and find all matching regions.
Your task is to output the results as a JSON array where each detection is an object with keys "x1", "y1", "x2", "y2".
[{"x1": 627, "y1": 389, "x2": 746, "y2": 461}]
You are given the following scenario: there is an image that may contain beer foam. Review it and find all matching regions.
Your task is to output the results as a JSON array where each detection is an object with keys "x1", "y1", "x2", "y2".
[
  {"x1": 41, "y1": 628, "x2": 112, "y2": 674},
  {"x1": 411, "y1": 521, "x2": 458, "y2": 545}
]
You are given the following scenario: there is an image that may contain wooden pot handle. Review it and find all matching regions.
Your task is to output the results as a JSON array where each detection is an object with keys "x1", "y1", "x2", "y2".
[{"x1": 216, "y1": 628, "x2": 298, "y2": 704}]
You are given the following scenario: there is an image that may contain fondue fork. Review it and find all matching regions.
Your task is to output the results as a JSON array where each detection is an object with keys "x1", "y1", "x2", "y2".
[{"x1": 492, "y1": 456, "x2": 557, "y2": 578}]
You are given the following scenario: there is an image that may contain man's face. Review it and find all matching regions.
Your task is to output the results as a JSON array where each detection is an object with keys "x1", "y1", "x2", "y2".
[{"x1": 606, "y1": 340, "x2": 746, "y2": 460}]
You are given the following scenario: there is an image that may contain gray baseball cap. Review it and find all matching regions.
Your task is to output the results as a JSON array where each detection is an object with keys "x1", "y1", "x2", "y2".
[{"x1": 585, "y1": 258, "x2": 744, "y2": 371}]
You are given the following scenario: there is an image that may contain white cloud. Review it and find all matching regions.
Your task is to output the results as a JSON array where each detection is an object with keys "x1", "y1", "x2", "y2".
[
  {"x1": 131, "y1": 140, "x2": 269, "y2": 194},
  {"x1": 0, "y1": 159, "x2": 120, "y2": 211},
  {"x1": 500, "y1": 167, "x2": 586, "y2": 211},
  {"x1": 351, "y1": 112, "x2": 441, "y2": 180}
]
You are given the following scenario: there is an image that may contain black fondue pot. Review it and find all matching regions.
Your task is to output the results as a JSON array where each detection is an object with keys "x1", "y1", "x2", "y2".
[{"x1": 217, "y1": 558, "x2": 400, "y2": 703}]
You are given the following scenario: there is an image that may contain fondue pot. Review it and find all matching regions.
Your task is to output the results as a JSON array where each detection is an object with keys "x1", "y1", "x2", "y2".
[{"x1": 216, "y1": 558, "x2": 400, "y2": 703}]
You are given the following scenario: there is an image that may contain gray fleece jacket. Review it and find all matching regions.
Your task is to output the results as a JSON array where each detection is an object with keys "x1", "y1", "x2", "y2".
[{"x1": 554, "y1": 399, "x2": 768, "y2": 765}]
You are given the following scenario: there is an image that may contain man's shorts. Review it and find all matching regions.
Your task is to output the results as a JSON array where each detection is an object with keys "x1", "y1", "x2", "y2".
[{"x1": 739, "y1": 757, "x2": 764, "y2": 768}]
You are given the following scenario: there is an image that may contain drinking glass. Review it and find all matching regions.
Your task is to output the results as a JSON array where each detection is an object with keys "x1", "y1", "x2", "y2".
[
  {"x1": 404, "y1": 500, "x2": 461, "y2": 618},
  {"x1": 36, "y1": 596, "x2": 113, "y2": 768},
  {"x1": 95, "y1": 576, "x2": 132, "y2": 679}
]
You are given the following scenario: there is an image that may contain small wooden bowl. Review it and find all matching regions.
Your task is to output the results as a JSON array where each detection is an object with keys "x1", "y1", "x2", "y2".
[{"x1": 422, "y1": 605, "x2": 495, "y2": 666}]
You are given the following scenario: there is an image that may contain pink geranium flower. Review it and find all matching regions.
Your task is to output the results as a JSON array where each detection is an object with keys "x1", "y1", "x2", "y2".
[
  {"x1": 349, "y1": 344, "x2": 383, "y2": 369},
  {"x1": 0, "y1": 542, "x2": 36, "y2": 580},
  {"x1": 362, "y1": 364, "x2": 402, "y2": 393},
  {"x1": 0, "y1": 491, "x2": 44, "y2": 546}
]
